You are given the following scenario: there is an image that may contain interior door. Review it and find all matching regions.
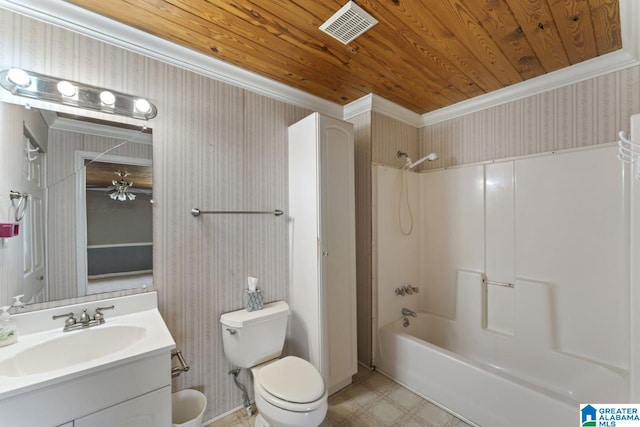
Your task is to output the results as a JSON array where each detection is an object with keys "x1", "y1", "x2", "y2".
[{"x1": 20, "y1": 130, "x2": 46, "y2": 303}]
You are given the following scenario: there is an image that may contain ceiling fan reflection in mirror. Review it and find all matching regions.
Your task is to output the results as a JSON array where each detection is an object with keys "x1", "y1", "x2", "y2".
[{"x1": 108, "y1": 171, "x2": 136, "y2": 201}]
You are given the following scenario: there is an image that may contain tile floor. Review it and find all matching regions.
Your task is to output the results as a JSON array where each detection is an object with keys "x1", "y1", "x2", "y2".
[{"x1": 207, "y1": 366, "x2": 473, "y2": 427}]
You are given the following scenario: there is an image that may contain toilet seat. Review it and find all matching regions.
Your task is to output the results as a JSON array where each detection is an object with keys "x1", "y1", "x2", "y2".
[{"x1": 254, "y1": 356, "x2": 327, "y2": 413}]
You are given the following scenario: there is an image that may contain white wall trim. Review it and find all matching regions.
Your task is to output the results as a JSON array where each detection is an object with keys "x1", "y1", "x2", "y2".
[
  {"x1": 1, "y1": 0, "x2": 638, "y2": 129},
  {"x1": 343, "y1": 94, "x2": 373, "y2": 120},
  {"x1": 344, "y1": 94, "x2": 422, "y2": 127},
  {"x1": 40, "y1": 110, "x2": 153, "y2": 144},
  {"x1": 0, "y1": 0, "x2": 343, "y2": 119},
  {"x1": 620, "y1": 0, "x2": 639, "y2": 62}
]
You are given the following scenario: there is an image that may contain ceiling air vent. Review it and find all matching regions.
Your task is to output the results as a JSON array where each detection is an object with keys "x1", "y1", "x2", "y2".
[{"x1": 319, "y1": 1, "x2": 378, "y2": 45}]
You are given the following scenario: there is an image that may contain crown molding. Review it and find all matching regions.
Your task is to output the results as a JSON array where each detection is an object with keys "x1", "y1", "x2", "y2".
[
  {"x1": 343, "y1": 94, "x2": 373, "y2": 120},
  {"x1": 344, "y1": 94, "x2": 422, "y2": 127},
  {"x1": 0, "y1": 0, "x2": 344, "y2": 119},
  {"x1": 344, "y1": 47, "x2": 638, "y2": 128},
  {"x1": 40, "y1": 110, "x2": 152, "y2": 144}
]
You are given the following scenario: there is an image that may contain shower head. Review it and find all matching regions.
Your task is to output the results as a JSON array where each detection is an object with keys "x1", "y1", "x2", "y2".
[{"x1": 406, "y1": 152, "x2": 439, "y2": 169}]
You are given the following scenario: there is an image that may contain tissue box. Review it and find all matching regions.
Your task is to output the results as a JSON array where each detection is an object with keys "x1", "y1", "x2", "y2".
[{"x1": 243, "y1": 290, "x2": 263, "y2": 312}]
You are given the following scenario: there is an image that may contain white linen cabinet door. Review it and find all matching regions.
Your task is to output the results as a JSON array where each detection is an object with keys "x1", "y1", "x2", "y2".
[
  {"x1": 318, "y1": 114, "x2": 357, "y2": 394},
  {"x1": 289, "y1": 112, "x2": 357, "y2": 395}
]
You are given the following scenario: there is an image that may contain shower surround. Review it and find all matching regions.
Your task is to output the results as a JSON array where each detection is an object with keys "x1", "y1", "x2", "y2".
[{"x1": 372, "y1": 144, "x2": 630, "y2": 426}]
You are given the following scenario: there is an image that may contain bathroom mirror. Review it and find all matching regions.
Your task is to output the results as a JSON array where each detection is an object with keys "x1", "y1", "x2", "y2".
[{"x1": 0, "y1": 100, "x2": 153, "y2": 306}]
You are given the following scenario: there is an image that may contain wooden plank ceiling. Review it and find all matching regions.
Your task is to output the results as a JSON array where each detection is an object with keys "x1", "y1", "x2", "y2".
[
  {"x1": 66, "y1": 0, "x2": 621, "y2": 114},
  {"x1": 85, "y1": 161, "x2": 153, "y2": 190}
]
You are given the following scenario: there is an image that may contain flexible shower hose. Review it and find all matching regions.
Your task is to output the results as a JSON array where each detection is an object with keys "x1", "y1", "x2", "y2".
[{"x1": 399, "y1": 168, "x2": 413, "y2": 236}]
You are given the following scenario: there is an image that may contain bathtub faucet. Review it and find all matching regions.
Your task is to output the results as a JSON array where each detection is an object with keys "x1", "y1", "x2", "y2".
[
  {"x1": 395, "y1": 285, "x2": 419, "y2": 296},
  {"x1": 401, "y1": 308, "x2": 417, "y2": 318},
  {"x1": 404, "y1": 285, "x2": 419, "y2": 295}
]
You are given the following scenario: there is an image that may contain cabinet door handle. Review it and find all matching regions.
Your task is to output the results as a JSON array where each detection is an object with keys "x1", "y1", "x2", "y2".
[{"x1": 322, "y1": 251, "x2": 329, "y2": 256}]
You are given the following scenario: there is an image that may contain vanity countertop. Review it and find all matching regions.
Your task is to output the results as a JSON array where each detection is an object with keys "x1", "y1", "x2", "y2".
[{"x1": 0, "y1": 292, "x2": 175, "y2": 400}]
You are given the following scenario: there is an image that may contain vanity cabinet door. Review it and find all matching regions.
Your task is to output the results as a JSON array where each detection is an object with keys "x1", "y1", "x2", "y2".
[{"x1": 75, "y1": 386, "x2": 171, "y2": 427}]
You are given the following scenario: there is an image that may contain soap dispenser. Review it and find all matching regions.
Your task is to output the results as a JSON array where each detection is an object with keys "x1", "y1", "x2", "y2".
[{"x1": 0, "y1": 306, "x2": 18, "y2": 347}]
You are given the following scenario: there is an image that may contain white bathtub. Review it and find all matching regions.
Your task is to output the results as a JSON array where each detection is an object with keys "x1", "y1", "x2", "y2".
[{"x1": 376, "y1": 313, "x2": 629, "y2": 427}]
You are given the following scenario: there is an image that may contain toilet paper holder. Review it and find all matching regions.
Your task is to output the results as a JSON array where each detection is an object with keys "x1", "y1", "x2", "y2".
[{"x1": 171, "y1": 350, "x2": 190, "y2": 378}]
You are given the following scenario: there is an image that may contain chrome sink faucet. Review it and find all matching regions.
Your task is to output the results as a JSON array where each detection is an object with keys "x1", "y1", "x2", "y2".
[
  {"x1": 402, "y1": 307, "x2": 417, "y2": 318},
  {"x1": 52, "y1": 305, "x2": 115, "y2": 332}
]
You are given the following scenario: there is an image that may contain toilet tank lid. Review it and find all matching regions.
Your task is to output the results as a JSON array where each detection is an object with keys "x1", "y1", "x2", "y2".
[{"x1": 220, "y1": 300, "x2": 289, "y2": 328}]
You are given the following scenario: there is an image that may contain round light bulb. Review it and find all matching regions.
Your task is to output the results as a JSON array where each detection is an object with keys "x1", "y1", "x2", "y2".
[
  {"x1": 57, "y1": 81, "x2": 76, "y2": 97},
  {"x1": 99, "y1": 91, "x2": 116, "y2": 105},
  {"x1": 134, "y1": 98, "x2": 151, "y2": 114},
  {"x1": 7, "y1": 68, "x2": 31, "y2": 87}
]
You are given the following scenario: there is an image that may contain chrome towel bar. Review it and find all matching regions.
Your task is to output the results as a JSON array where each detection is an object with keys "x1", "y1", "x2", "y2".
[
  {"x1": 191, "y1": 208, "x2": 283, "y2": 217},
  {"x1": 483, "y1": 278, "x2": 514, "y2": 288}
]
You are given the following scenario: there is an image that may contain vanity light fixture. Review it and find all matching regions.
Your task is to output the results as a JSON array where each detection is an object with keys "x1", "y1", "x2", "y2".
[
  {"x1": 56, "y1": 80, "x2": 76, "y2": 97},
  {"x1": 6, "y1": 68, "x2": 31, "y2": 87},
  {"x1": 134, "y1": 98, "x2": 152, "y2": 114},
  {"x1": 100, "y1": 90, "x2": 116, "y2": 106},
  {"x1": 0, "y1": 68, "x2": 157, "y2": 120}
]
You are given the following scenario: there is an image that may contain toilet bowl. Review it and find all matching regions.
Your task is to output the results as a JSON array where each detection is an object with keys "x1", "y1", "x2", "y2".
[
  {"x1": 252, "y1": 357, "x2": 328, "y2": 427},
  {"x1": 220, "y1": 301, "x2": 328, "y2": 427}
]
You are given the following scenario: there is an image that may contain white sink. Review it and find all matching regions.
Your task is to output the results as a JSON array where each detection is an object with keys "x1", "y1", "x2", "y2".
[
  {"x1": 0, "y1": 292, "x2": 175, "y2": 401},
  {"x1": 0, "y1": 325, "x2": 146, "y2": 377}
]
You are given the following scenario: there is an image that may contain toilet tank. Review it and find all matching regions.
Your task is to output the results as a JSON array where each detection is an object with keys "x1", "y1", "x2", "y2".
[{"x1": 220, "y1": 301, "x2": 289, "y2": 368}]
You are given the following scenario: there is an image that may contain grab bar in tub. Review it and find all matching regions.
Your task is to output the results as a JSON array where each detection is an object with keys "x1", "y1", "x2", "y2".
[{"x1": 482, "y1": 278, "x2": 514, "y2": 288}]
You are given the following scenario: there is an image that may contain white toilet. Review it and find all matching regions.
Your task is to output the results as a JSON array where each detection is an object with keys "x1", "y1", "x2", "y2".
[{"x1": 220, "y1": 301, "x2": 328, "y2": 427}]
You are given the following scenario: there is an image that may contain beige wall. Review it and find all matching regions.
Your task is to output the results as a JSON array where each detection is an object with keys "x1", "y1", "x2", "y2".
[
  {"x1": 0, "y1": 9, "x2": 309, "y2": 421},
  {"x1": 419, "y1": 65, "x2": 640, "y2": 168}
]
